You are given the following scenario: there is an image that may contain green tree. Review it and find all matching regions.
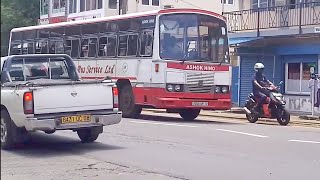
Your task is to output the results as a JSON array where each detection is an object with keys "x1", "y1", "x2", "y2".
[{"x1": 1, "y1": 0, "x2": 39, "y2": 56}]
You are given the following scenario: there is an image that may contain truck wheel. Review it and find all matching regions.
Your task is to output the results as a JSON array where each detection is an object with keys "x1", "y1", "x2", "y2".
[
  {"x1": 77, "y1": 128, "x2": 100, "y2": 143},
  {"x1": 119, "y1": 85, "x2": 142, "y2": 118},
  {"x1": 1, "y1": 110, "x2": 18, "y2": 150},
  {"x1": 179, "y1": 109, "x2": 201, "y2": 121}
]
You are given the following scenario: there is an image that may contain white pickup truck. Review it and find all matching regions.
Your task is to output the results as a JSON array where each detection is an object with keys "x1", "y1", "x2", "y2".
[{"x1": 1, "y1": 54, "x2": 121, "y2": 149}]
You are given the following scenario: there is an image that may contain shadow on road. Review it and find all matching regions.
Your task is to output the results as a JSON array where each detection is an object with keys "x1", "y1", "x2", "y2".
[
  {"x1": 7, "y1": 132, "x2": 124, "y2": 158},
  {"x1": 138, "y1": 114, "x2": 244, "y2": 126}
]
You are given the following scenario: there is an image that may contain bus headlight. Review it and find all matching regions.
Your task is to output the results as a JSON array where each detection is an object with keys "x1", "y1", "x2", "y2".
[
  {"x1": 215, "y1": 86, "x2": 221, "y2": 93},
  {"x1": 174, "y1": 85, "x2": 181, "y2": 92},
  {"x1": 167, "y1": 84, "x2": 173, "y2": 92},
  {"x1": 222, "y1": 86, "x2": 228, "y2": 93}
]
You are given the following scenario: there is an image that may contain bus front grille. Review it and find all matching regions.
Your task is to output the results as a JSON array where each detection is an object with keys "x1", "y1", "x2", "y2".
[{"x1": 186, "y1": 73, "x2": 214, "y2": 93}]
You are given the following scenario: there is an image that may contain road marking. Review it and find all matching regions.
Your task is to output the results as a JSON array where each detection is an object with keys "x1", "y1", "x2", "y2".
[
  {"x1": 129, "y1": 121, "x2": 197, "y2": 128},
  {"x1": 288, "y1": 140, "x2": 320, "y2": 144},
  {"x1": 216, "y1": 129, "x2": 269, "y2": 138}
]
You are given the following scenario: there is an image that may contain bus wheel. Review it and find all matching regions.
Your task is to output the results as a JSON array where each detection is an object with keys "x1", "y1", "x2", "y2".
[
  {"x1": 119, "y1": 85, "x2": 142, "y2": 118},
  {"x1": 179, "y1": 109, "x2": 201, "y2": 121}
]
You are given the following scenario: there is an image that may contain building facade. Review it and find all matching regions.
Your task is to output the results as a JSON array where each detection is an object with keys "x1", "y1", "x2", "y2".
[
  {"x1": 39, "y1": 0, "x2": 240, "y2": 25},
  {"x1": 225, "y1": 0, "x2": 320, "y2": 114}
]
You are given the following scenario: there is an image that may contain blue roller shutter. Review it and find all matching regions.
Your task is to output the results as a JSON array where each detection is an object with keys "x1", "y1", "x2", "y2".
[{"x1": 239, "y1": 56, "x2": 276, "y2": 106}]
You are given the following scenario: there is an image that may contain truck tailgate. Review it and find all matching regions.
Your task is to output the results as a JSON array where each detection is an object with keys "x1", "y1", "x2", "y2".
[{"x1": 33, "y1": 83, "x2": 113, "y2": 114}]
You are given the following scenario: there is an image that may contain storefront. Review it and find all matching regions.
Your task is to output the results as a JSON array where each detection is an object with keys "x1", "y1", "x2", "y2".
[
  {"x1": 230, "y1": 36, "x2": 320, "y2": 115},
  {"x1": 275, "y1": 44, "x2": 319, "y2": 114}
]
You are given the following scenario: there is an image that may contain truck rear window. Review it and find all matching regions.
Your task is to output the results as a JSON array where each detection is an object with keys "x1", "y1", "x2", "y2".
[{"x1": 9, "y1": 58, "x2": 72, "y2": 81}]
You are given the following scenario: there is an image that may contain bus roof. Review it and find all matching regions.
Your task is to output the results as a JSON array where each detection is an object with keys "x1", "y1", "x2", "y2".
[{"x1": 11, "y1": 8, "x2": 225, "y2": 32}]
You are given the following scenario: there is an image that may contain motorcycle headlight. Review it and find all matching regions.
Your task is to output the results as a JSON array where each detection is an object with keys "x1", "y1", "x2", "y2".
[
  {"x1": 275, "y1": 96, "x2": 282, "y2": 101},
  {"x1": 222, "y1": 86, "x2": 228, "y2": 93},
  {"x1": 167, "y1": 84, "x2": 173, "y2": 92},
  {"x1": 174, "y1": 85, "x2": 181, "y2": 92},
  {"x1": 215, "y1": 86, "x2": 221, "y2": 93}
]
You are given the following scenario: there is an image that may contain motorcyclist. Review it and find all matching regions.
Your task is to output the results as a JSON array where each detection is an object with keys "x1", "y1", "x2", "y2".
[{"x1": 252, "y1": 63, "x2": 275, "y2": 112}]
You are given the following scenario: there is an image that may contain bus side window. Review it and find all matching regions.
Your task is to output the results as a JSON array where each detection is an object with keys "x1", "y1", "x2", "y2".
[
  {"x1": 118, "y1": 35, "x2": 128, "y2": 57},
  {"x1": 65, "y1": 39, "x2": 72, "y2": 56},
  {"x1": 66, "y1": 39, "x2": 80, "y2": 58},
  {"x1": 49, "y1": 40, "x2": 64, "y2": 54},
  {"x1": 80, "y1": 39, "x2": 89, "y2": 57},
  {"x1": 127, "y1": 34, "x2": 138, "y2": 56},
  {"x1": 88, "y1": 38, "x2": 98, "y2": 57},
  {"x1": 139, "y1": 30, "x2": 153, "y2": 57},
  {"x1": 22, "y1": 42, "x2": 34, "y2": 54},
  {"x1": 99, "y1": 36, "x2": 116, "y2": 57},
  {"x1": 35, "y1": 41, "x2": 48, "y2": 54},
  {"x1": 107, "y1": 36, "x2": 117, "y2": 57},
  {"x1": 49, "y1": 41, "x2": 56, "y2": 54},
  {"x1": 99, "y1": 36, "x2": 108, "y2": 57},
  {"x1": 55, "y1": 41, "x2": 64, "y2": 54},
  {"x1": 10, "y1": 42, "x2": 22, "y2": 55},
  {"x1": 118, "y1": 34, "x2": 138, "y2": 57},
  {"x1": 80, "y1": 37, "x2": 98, "y2": 58}
]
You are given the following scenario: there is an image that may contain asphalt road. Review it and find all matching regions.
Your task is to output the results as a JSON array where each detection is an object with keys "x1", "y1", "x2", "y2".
[{"x1": 1, "y1": 112, "x2": 320, "y2": 180}]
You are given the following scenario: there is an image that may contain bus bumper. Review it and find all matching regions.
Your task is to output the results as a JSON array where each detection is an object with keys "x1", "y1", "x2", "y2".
[
  {"x1": 153, "y1": 97, "x2": 231, "y2": 110},
  {"x1": 134, "y1": 87, "x2": 232, "y2": 110}
]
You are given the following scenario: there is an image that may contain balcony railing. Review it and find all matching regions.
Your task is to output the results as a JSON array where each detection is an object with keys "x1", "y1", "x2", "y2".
[{"x1": 223, "y1": 2, "x2": 320, "y2": 35}]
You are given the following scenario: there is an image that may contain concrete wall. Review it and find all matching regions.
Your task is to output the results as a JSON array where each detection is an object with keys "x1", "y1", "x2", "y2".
[
  {"x1": 284, "y1": 94, "x2": 320, "y2": 115},
  {"x1": 40, "y1": 0, "x2": 242, "y2": 23}
]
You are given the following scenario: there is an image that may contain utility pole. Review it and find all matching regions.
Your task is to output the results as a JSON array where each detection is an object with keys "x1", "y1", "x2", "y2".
[
  {"x1": 118, "y1": 0, "x2": 121, "y2": 15},
  {"x1": 48, "y1": 0, "x2": 52, "y2": 20},
  {"x1": 65, "y1": 0, "x2": 68, "y2": 21},
  {"x1": 136, "y1": 0, "x2": 139, "y2": 13}
]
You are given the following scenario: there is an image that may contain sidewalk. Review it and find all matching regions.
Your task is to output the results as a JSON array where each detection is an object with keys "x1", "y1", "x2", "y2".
[{"x1": 144, "y1": 108, "x2": 320, "y2": 128}]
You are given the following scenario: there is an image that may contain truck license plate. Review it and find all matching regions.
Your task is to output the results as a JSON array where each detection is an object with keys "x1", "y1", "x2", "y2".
[
  {"x1": 192, "y1": 102, "x2": 209, "y2": 106},
  {"x1": 61, "y1": 115, "x2": 91, "y2": 124}
]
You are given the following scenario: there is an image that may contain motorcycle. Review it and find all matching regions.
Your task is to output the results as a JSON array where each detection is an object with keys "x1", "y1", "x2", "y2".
[{"x1": 243, "y1": 81, "x2": 290, "y2": 126}]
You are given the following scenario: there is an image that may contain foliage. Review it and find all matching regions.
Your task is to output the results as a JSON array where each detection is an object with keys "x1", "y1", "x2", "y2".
[{"x1": 1, "y1": 0, "x2": 39, "y2": 56}]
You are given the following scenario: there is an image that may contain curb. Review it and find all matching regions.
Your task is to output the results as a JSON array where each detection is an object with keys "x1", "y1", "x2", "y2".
[
  {"x1": 299, "y1": 115, "x2": 320, "y2": 120},
  {"x1": 143, "y1": 109, "x2": 320, "y2": 128}
]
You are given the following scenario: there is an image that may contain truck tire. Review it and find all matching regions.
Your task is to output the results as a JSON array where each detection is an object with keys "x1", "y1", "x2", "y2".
[
  {"x1": 119, "y1": 85, "x2": 142, "y2": 118},
  {"x1": 179, "y1": 109, "x2": 201, "y2": 121},
  {"x1": 1, "y1": 110, "x2": 19, "y2": 149},
  {"x1": 77, "y1": 128, "x2": 100, "y2": 143}
]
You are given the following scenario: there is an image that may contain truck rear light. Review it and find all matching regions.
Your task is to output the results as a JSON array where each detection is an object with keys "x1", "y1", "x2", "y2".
[
  {"x1": 112, "y1": 87, "x2": 119, "y2": 108},
  {"x1": 23, "y1": 92, "x2": 34, "y2": 114}
]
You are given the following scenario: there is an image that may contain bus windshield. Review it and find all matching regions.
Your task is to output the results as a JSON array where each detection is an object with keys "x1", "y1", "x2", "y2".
[{"x1": 159, "y1": 14, "x2": 230, "y2": 63}]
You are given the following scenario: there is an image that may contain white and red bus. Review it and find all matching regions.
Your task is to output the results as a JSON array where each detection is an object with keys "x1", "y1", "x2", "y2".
[{"x1": 9, "y1": 8, "x2": 231, "y2": 120}]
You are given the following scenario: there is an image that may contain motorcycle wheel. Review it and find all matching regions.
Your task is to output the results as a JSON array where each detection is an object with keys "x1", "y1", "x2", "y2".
[
  {"x1": 277, "y1": 108, "x2": 290, "y2": 126},
  {"x1": 246, "y1": 113, "x2": 258, "y2": 123},
  {"x1": 245, "y1": 100, "x2": 258, "y2": 123}
]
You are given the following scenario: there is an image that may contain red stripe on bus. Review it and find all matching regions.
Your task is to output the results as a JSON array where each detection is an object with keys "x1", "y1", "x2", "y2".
[{"x1": 167, "y1": 62, "x2": 229, "y2": 71}]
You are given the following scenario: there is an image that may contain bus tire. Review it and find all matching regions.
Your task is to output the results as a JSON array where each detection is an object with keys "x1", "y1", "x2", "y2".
[
  {"x1": 179, "y1": 109, "x2": 201, "y2": 121},
  {"x1": 119, "y1": 85, "x2": 142, "y2": 118}
]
